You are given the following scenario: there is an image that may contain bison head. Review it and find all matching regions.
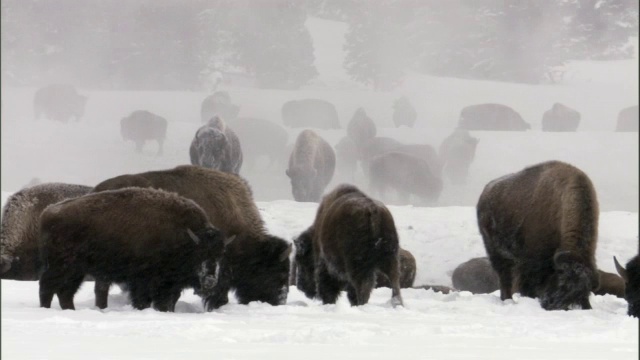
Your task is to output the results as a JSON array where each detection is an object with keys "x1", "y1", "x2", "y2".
[
  {"x1": 615, "y1": 255, "x2": 640, "y2": 317},
  {"x1": 187, "y1": 226, "x2": 230, "y2": 297},
  {"x1": 194, "y1": 127, "x2": 229, "y2": 169},
  {"x1": 293, "y1": 227, "x2": 317, "y2": 299},
  {"x1": 286, "y1": 166, "x2": 319, "y2": 202},
  {"x1": 539, "y1": 251, "x2": 598, "y2": 311}
]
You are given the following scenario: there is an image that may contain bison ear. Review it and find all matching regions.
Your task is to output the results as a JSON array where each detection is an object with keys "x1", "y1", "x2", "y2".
[
  {"x1": 279, "y1": 244, "x2": 293, "y2": 262},
  {"x1": 187, "y1": 228, "x2": 200, "y2": 245},
  {"x1": 224, "y1": 235, "x2": 236, "y2": 246},
  {"x1": 614, "y1": 256, "x2": 628, "y2": 282}
]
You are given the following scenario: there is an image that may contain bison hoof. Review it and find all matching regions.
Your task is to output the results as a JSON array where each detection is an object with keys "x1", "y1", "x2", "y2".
[{"x1": 390, "y1": 296, "x2": 404, "y2": 308}]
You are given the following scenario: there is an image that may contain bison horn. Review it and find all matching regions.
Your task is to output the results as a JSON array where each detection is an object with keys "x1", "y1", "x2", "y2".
[
  {"x1": 280, "y1": 244, "x2": 293, "y2": 262},
  {"x1": 187, "y1": 228, "x2": 201, "y2": 245},
  {"x1": 614, "y1": 256, "x2": 628, "y2": 282},
  {"x1": 224, "y1": 235, "x2": 236, "y2": 246}
]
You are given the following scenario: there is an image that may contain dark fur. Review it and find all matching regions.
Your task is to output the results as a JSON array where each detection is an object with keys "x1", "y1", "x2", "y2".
[
  {"x1": 38, "y1": 188, "x2": 226, "y2": 312},
  {"x1": 438, "y1": 129, "x2": 479, "y2": 185},
  {"x1": 201, "y1": 91, "x2": 240, "y2": 122},
  {"x1": 346, "y1": 108, "x2": 377, "y2": 149},
  {"x1": 286, "y1": 130, "x2": 336, "y2": 202},
  {"x1": 459, "y1": 103, "x2": 530, "y2": 131},
  {"x1": 541, "y1": 103, "x2": 581, "y2": 132},
  {"x1": 281, "y1": 99, "x2": 340, "y2": 129},
  {"x1": 226, "y1": 117, "x2": 288, "y2": 172},
  {"x1": 375, "y1": 248, "x2": 416, "y2": 288},
  {"x1": 1, "y1": 183, "x2": 92, "y2": 280},
  {"x1": 33, "y1": 84, "x2": 87, "y2": 123},
  {"x1": 477, "y1": 160, "x2": 599, "y2": 310},
  {"x1": 615, "y1": 255, "x2": 640, "y2": 317},
  {"x1": 615, "y1": 105, "x2": 638, "y2": 132},
  {"x1": 392, "y1": 96, "x2": 417, "y2": 128},
  {"x1": 120, "y1": 110, "x2": 168, "y2": 155},
  {"x1": 92, "y1": 165, "x2": 291, "y2": 310},
  {"x1": 189, "y1": 116, "x2": 243, "y2": 174},
  {"x1": 452, "y1": 257, "x2": 500, "y2": 294},
  {"x1": 412, "y1": 285, "x2": 455, "y2": 294}
]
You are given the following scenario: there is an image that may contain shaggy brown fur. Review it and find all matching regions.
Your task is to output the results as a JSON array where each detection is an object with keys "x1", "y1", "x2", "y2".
[
  {"x1": 120, "y1": 110, "x2": 168, "y2": 155},
  {"x1": 286, "y1": 130, "x2": 336, "y2": 202},
  {"x1": 38, "y1": 188, "x2": 226, "y2": 312},
  {"x1": 190, "y1": 116, "x2": 243, "y2": 174},
  {"x1": 615, "y1": 105, "x2": 638, "y2": 132},
  {"x1": 541, "y1": 103, "x2": 581, "y2": 132},
  {"x1": 451, "y1": 257, "x2": 500, "y2": 294},
  {"x1": 346, "y1": 108, "x2": 377, "y2": 149},
  {"x1": 33, "y1": 84, "x2": 87, "y2": 123},
  {"x1": 614, "y1": 255, "x2": 640, "y2": 317},
  {"x1": 375, "y1": 248, "x2": 416, "y2": 288},
  {"x1": 459, "y1": 103, "x2": 530, "y2": 131},
  {"x1": 1, "y1": 183, "x2": 92, "y2": 280},
  {"x1": 281, "y1": 99, "x2": 340, "y2": 129},
  {"x1": 477, "y1": 160, "x2": 599, "y2": 310},
  {"x1": 438, "y1": 129, "x2": 479, "y2": 185}
]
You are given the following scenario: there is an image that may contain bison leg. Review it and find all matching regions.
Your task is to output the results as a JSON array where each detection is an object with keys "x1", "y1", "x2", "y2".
[
  {"x1": 488, "y1": 254, "x2": 515, "y2": 301},
  {"x1": 57, "y1": 273, "x2": 85, "y2": 310},
  {"x1": 378, "y1": 255, "x2": 404, "y2": 307},
  {"x1": 128, "y1": 281, "x2": 153, "y2": 310},
  {"x1": 153, "y1": 290, "x2": 181, "y2": 312},
  {"x1": 347, "y1": 275, "x2": 375, "y2": 306},
  {"x1": 39, "y1": 271, "x2": 58, "y2": 308},
  {"x1": 315, "y1": 261, "x2": 344, "y2": 305},
  {"x1": 94, "y1": 280, "x2": 111, "y2": 309}
]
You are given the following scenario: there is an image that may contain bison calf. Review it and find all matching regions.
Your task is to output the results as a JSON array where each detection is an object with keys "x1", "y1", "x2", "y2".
[{"x1": 452, "y1": 257, "x2": 500, "y2": 294}]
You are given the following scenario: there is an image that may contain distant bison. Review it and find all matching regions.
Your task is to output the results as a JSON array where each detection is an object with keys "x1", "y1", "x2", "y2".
[
  {"x1": 92, "y1": 165, "x2": 291, "y2": 310},
  {"x1": 541, "y1": 103, "x2": 581, "y2": 132},
  {"x1": 438, "y1": 129, "x2": 479, "y2": 185},
  {"x1": 369, "y1": 151, "x2": 443, "y2": 206},
  {"x1": 33, "y1": 84, "x2": 87, "y2": 123},
  {"x1": 615, "y1": 105, "x2": 638, "y2": 132},
  {"x1": 376, "y1": 248, "x2": 416, "y2": 288},
  {"x1": 190, "y1": 116, "x2": 243, "y2": 174},
  {"x1": 477, "y1": 161, "x2": 599, "y2": 310},
  {"x1": 201, "y1": 91, "x2": 240, "y2": 122},
  {"x1": 1, "y1": 183, "x2": 92, "y2": 280},
  {"x1": 346, "y1": 108, "x2": 377, "y2": 149},
  {"x1": 459, "y1": 103, "x2": 530, "y2": 131},
  {"x1": 286, "y1": 130, "x2": 336, "y2": 202},
  {"x1": 39, "y1": 188, "x2": 227, "y2": 311},
  {"x1": 295, "y1": 184, "x2": 403, "y2": 306},
  {"x1": 452, "y1": 257, "x2": 500, "y2": 294},
  {"x1": 281, "y1": 99, "x2": 340, "y2": 129},
  {"x1": 226, "y1": 117, "x2": 288, "y2": 172},
  {"x1": 120, "y1": 110, "x2": 168, "y2": 155},
  {"x1": 614, "y1": 255, "x2": 640, "y2": 317},
  {"x1": 392, "y1": 96, "x2": 417, "y2": 128}
]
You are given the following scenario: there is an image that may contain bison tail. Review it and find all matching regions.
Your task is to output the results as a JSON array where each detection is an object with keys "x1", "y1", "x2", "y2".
[{"x1": 558, "y1": 175, "x2": 599, "y2": 261}]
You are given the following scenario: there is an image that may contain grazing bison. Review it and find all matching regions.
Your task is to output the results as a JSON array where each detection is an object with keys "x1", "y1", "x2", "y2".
[
  {"x1": 39, "y1": 188, "x2": 228, "y2": 311},
  {"x1": 226, "y1": 117, "x2": 288, "y2": 172},
  {"x1": 1, "y1": 183, "x2": 92, "y2": 280},
  {"x1": 286, "y1": 130, "x2": 336, "y2": 202},
  {"x1": 190, "y1": 116, "x2": 243, "y2": 174},
  {"x1": 201, "y1": 91, "x2": 240, "y2": 122},
  {"x1": 392, "y1": 96, "x2": 417, "y2": 128},
  {"x1": 334, "y1": 136, "x2": 359, "y2": 183},
  {"x1": 459, "y1": 103, "x2": 530, "y2": 131},
  {"x1": 376, "y1": 248, "x2": 416, "y2": 288},
  {"x1": 541, "y1": 103, "x2": 581, "y2": 132},
  {"x1": 438, "y1": 129, "x2": 479, "y2": 185},
  {"x1": 477, "y1": 161, "x2": 599, "y2": 310},
  {"x1": 614, "y1": 255, "x2": 640, "y2": 317},
  {"x1": 295, "y1": 184, "x2": 403, "y2": 306},
  {"x1": 452, "y1": 257, "x2": 500, "y2": 294},
  {"x1": 346, "y1": 108, "x2": 377, "y2": 149},
  {"x1": 281, "y1": 99, "x2": 340, "y2": 129},
  {"x1": 33, "y1": 84, "x2": 87, "y2": 123},
  {"x1": 92, "y1": 165, "x2": 291, "y2": 310},
  {"x1": 615, "y1": 105, "x2": 639, "y2": 132},
  {"x1": 120, "y1": 110, "x2": 168, "y2": 155},
  {"x1": 369, "y1": 151, "x2": 443, "y2": 206}
]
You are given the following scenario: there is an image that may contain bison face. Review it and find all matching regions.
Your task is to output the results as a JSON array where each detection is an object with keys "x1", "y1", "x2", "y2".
[
  {"x1": 286, "y1": 167, "x2": 318, "y2": 202},
  {"x1": 293, "y1": 228, "x2": 317, "y2": 299},
  {"x1": 539, "y1": 252, "x2": 597, "y2": 311},
  {"x1": 195, "y1": 128, "x2": 228, "y2": 169},
  {"x1": 190, "y1": 226, "x2": 227, "y2": 297}
]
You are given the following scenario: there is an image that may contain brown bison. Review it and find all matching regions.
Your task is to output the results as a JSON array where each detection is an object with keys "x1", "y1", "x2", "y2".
[
  {"x1": 1, "y1": 183, "x2": 92, "y2": 280},
  {"x1": 452, "y1": 257, "x2": 500, "y2": 294},
  {"x1": 226, "y1": 117, "x2": 288, "y2": 172},
  {"x1": 201, "y1": 91, "x2": 240, "y2": 122},
  {"x1": 33, "y1": 84, "x2": 87, "y2": 123},
  {"x1": 459, "y1": 103, "x2": 530, "y2": 131},
  {"x1": 541, "y1": 103, "x2": 581, "y2": 132},
  {"x1": 615, "y1": 105, "x2": 638, "y2": 132},
  {"x1": 294, "y1": 184, "x2": 403, "y2": 306},
  {"x1": 614, "y1": 255, "x2": 640, "y2": 317},
  {"x1": 595, "y1": 269, "x2": 625, "y2": 298},
  {"x1": 376, "y1": 248, "x2": 416, "y2": 288},
  {"x1": 281, "y1": 99, "x2": 340, "y2": 129},
  {"x1": 120, "y1": 110, "x2": 168, "y2": 155},
  {"x1": 477, "y1": 161, "x2": 599, "y2": 310},
  {"x1": 438, "y1": 129, "x2": 479, "y2": 185},
  {"x1": 92, "y1": 165, "x2": 292, "y2": 310},
  {"x1": 392, "y1": 96, "x2": 417, "y2": 128},
  {"x1": 286, "y1": 130, "x2": 336, "y2": 202},
  {"x1": 346, "y1": 108, "x2": 377, "y2": 149},
  {"x1": 190, "y1": 116, "x2": 243, "y2": 174},
  {"x1": 39, "y1": 188, "x2": 228, "y2": 311}
]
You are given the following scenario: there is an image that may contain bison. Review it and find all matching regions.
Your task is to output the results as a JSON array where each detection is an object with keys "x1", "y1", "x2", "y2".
[
  {"x1": 92, "y1": 165, "x2": 291, "y2": 310},
  {"x1": 281, "y1": 99, "x2": 340, "y2": 129},
  {"x1": 477, "y1": 160, "x2": 600, "y2": 310},
  {"x1": 615, "y1": 105, "x2": 638, "y2": 132},
  {"x1": 595, "y1": 269, "x2": 625, "y2": 298},
  {"x1": 33, "y1": 84, "x2": 87, "y2": 123},
  {"x1": 120, "y1": 110, "x2": 168, "y2": 155},
  {"x1": 438, "y1": 129, "x2": 479, "y2": 185},
  {"x1": 458, "y1": 103, "x2": 530, "y2": 131},
  {"x1": 38, "y1": 188, "x2": 228, "y2": 312},
  {"x1": 346, "y1": 108, "x2": 377, "y2": 149},
  {"x1": 294, "y1": 184, "x2": 403, "y2": 306},
  {"x1": 190, "y1": 116, "x2": 243, "y2": 174},
  {"x1": 375, "y1": 248, "x2": 416, "y2": 289},
  {"x1": 392, "y1": 96, "x2": 417, "y2": 128},
  {"x1": 201, "y1": 91, "x2": 240, "y2": 122},
  {"x1": 541, "y1": 103, "x2": 581, "y2": 132},
  {"x1": 452, "y1": 257, "x2": 500, "y2": 294},
  {"x1": 286, "y1": 130, "x2": 336, "y2": 202},
  {"x1": 1, "y1": 183, "x2": 92, "y2": 280},
  {"x1": 614, "y1": 255, "x2": 640, "y2": 317},
  {"x1": 226, "y1": 117, "x2": 289, "y2": 172}
]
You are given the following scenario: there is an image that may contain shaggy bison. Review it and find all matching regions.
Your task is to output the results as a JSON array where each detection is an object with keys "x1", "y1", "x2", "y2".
[
  {"x1": 541, "y1": 103, "x2": 581, "y2": 132},
  {"x1": 286, "y1": 130, "x2": 336, "y2": 202},
  {"x1": 294, "y1": 184, "x2": 403, "y2": 306},
  {"x1": 458, "y1": 103, "x2": 530, "y2": 131},
  {"x1": 201, "y1": 91, "x2": 240, "y2": 122},
  {"x1": 614, "y1": 255, "x2": 640, "y2": 317},
  {"x1": 39, "y1": 188, "x2": 227, "y2": 311},
  {"x1": 281, "y1": 99, "x2": 340, "y2": 129},
  {"x1": 438, "y1": 129, "x2": 479, "y2": 185},
  {"x1": 346, "y1": 108, "x2": 377, "y2": 149},
  {"x1": 33, "y1": 84, "x2": 87, "y2": 123},
  {"x1": 92, "y1": 165, "x2": 291, "y2": 310},
  {"x1": 120, "y1": 110, "x2": 168, "y2": 155},
  {"x1": 615, "y1": 105, "x2": 638, "y2": 132},
  {"x1": 392, "y1": 96, "x2": 417, "y2": 128},
  {"x1": 477, "y1": 161, "x2": 599, "y2": 310},
  {"x1": 452, "y1": 257, "x2": 500, "y2": 294},
  {"x1": 190, "y1": 116, "x2": 243, "y2": 174},
  {"x1": 1, "y1": 183, "x2": 92, "y2": 280},
  {"x1": 226, "y1": 117, "x2": 288, "y2": 172}
]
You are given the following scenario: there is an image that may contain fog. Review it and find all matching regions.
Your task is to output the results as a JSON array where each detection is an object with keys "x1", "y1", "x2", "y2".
[{"x1": 1, "y1": 1, "x2": 638, "y2": 212}]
